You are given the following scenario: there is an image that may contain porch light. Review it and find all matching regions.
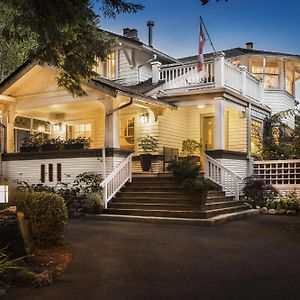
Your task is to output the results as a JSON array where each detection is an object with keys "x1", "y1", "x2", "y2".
[
  {"x1": 52, "y1": 123, "x2": 61, "y2": 133},
  {"x1": 0, "y1": 185, "x2": 8, "y2": 203},
  {"x1": 140, "y1": 113, "x2": 149, "y2": 124},
  {"x1": 37, "y1": 125, "x2": 46, "y2": 133},
  {"x1": 197, "y1": 105, "x2": 206, "y2": 109}
]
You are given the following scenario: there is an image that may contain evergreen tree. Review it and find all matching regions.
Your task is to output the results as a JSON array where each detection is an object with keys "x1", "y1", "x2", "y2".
[{"x1": 0, "y1": 0, "x2": 143, "y2": 96}]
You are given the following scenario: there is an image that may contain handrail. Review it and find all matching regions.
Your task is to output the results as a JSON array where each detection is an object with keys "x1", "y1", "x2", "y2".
[
  {"x1": 100, "y1": 153, "x2": 133, "y2": 209},
  {"x1": 205, "y1": 154, "x2": 243, "y2": 200}
]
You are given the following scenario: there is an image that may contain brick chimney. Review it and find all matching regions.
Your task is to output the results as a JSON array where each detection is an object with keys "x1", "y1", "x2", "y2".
[
  {"x1": 123, "y1": 28, "x2": 139, "y2": 40},
  {"x1": 246, "y1": 42, "x2": 254, "y2": 50}
]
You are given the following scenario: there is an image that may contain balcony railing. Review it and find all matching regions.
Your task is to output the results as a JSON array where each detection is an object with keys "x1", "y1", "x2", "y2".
[{"x1": 159, "y1": 52, "x2": 263, "y2": 102}]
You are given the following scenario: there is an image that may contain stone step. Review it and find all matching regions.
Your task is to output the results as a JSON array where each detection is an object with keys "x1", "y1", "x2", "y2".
[
  {"x1": 116, "y1": 191, "x2": 201, "y2": 199},
  {"x1": 85, "y1": 209, "x2": 259, "y2": 226},
  {"x1": 109, "y1": 201, "x2": 241, "y2": 211},
  {"x1": 103, "y1": 205, "x2": 248, "y2": 219}
]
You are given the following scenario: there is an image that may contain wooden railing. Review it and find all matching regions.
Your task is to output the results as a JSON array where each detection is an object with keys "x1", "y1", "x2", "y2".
[
  {"x1": 159, "y1": 55, "x2": 262, "y2": 102},
  {"x1": 205, "y1": 154, "x2": 243, "y2": 200},
  {"x1": 100, "y1": 153, "x2": 133, "y2": 208},
  {"x1": 159, "y1": 61, "x2": 215, "y2": 90}
]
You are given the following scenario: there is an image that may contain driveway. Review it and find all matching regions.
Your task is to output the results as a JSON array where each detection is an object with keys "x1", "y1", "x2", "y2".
[{"x1": 6, "y1": 215, "x2": 300, "y2": 300}]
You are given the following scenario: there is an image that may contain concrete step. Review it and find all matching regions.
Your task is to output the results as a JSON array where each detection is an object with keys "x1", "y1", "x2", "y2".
[
  {"x1": 103, "y1": 205, "x2": 248, "y2": 219},
  {"x1": 85, "y1": 209, "x2": 259, "y2": 226},
  {"x1": 113, "y1": 195, "x2": 233, "y2": 204},
  {"x1": 109, "y1": 201, "x2": 241, "y2": 211},
  {"x1": 116, "y1": 191, "x2": 201, "y2": 199}
]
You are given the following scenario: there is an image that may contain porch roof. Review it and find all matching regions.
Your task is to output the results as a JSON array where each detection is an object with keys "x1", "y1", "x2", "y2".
[{"x1": 0, "y1": 60, "x2": 176, "y2": 109}]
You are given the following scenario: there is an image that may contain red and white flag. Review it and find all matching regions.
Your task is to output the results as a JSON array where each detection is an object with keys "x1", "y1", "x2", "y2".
[{"x1": 197, "y1": 21, "x2": 206, "y2": 72}]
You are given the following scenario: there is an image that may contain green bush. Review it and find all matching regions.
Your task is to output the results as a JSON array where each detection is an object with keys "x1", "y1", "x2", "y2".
[
  {"x1": 267, "y1": 190, "x2": 300, "y2": 211},
  {"x1": 167, "y1": 159, "x2": 200, "y2": 182},
  {"x1": 243, "y1": 176, "x2": 278, "y2": 208},
  {"x1": 15, "y1": 191, "x2": 67, "y2": 246}
]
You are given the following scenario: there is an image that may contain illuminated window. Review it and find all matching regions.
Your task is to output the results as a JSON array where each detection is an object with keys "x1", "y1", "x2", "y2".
[
  {"x1": 72, "y1": 123, "x2": 92, "y2": 138},
  {"x1": 251, "y1": 120, "x2": 262, "y2": 154},
  {"x1": 103, "y1": 52, "x2": 116, "y2": 78},
  {"x1": 252, "y1": 63, "x2": 280, "y2": 89}
]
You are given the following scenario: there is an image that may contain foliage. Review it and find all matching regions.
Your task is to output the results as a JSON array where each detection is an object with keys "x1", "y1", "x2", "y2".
[
  {"x1": 181, "y1": 177, "x2": 219, "y2": 192},
  {"x1": 266, "y1": 190, "x2": 300, "y2": 211},
  {"x1": 73, "y1": 172, "x2": 103, "y2": 196},
  {"x1": 64, "y1": 137, "x2": 92, "y2": 145},
  {"x1": 243, "y1": 176, "x2": 278, "y2": 208},
  {"x1": 201, "y1": 0, "x2": 228, "y2": 4},
  {"x1": 182, "y1": 139, "x2": 201, "y2": 157},
  {"x1": 14, "y1": 191, "x2": 68, "y2": 246},
  {"x1": 86, "y1": 193, "x2": 105, "y2": 209},
  {"x1": 0, "y1": 0, "x2": 143, "y2": 96},
  {"x1": 0, "y1": 249, "x2": 24, "y2": 274},
  {"x1": 138, "y1": 135, "x2": 158, "y2": 153},
  {"x1": 168, "y1": 159, "x2": 200, "y2": 182},
  {"x1": 256, "y1": 110, "x2": 295, "y2": 160},
  {"x1": 22, "y1": 133, "x2": 44, "y2": 148}
]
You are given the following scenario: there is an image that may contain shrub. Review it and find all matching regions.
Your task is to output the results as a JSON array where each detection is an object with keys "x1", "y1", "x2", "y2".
[
  {"x1": 73, "y1": 172, "x2": 103, "y2": 196},
  {"x1": 15, "y1": 191, "x2": 67, "y2": 246},
  {"x1": 138, "y1": 135, "x2": 158, "y2": 153},
  {"x1": 86, "y1": 193, "x2": 104, "y2": 210},
  {"x1": 167, "y1": 159, "x2": 200, "y2": 182},
  {"x1": 267, "y1": 190, "x2": 300, "y2": 211},
  {"x1": 243, "y1": 176, "x2": 278, "y2": 208},
  {"x1": 182, "y1": 139, "x2": 201, "y2": 157}
]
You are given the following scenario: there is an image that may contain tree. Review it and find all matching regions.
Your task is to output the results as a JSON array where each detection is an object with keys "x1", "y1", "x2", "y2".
[
  {"x1": 201, "y1": 0, "x2": 228, "y2": 4},
  {"x1": 0, "y1": 0, "x2": 143, "y2": 96}
]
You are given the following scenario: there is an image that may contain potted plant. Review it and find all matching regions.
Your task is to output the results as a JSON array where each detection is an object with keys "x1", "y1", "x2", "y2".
[
  {"x1": 63, "y1": 137, "x2": 91, "y2": 150},
  {"x1": 138, "y1": 135, "x2": 158, "y2": 172},
  {"x1": 41, "y1": 137, "x2": 62, "y2": 152},
  {"x1": 20, "y1": 134, "x2": 43, "y2": 152},
  {"x1": 182, "y1": 139, "x2": 201, "y2": 165}
]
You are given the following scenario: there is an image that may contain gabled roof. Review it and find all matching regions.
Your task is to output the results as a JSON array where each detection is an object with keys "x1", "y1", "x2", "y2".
[
  {"x1": 179, "y1": 47, "x2": 300, "y2": 64},
  {"x1": 128, "y1": 78, "x2": 165, "y2": 94},
  {"x1": 0, "y1": 60, "x2": 175, "y2": 109},
  {"x1": 102, "y1": 29, "x2": 179, "y2": 64}
]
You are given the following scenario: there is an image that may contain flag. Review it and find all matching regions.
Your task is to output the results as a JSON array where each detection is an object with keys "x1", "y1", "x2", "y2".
[{"x1": 197, "y1": 20, "x2": 206, "y2": 72}]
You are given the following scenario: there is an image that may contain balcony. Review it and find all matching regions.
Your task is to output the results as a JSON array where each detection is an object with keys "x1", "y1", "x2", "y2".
[{"x1": 159, "y1": 52, "x2": 263, "y2": 102}]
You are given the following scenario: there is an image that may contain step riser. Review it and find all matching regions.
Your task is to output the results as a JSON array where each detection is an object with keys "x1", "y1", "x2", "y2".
[
  {"x1": 104, "y1": 206, "x2": 247, "y2": 219},
  {"x1": 117, "y1": 192, "x2": 202, "y2": 199}
]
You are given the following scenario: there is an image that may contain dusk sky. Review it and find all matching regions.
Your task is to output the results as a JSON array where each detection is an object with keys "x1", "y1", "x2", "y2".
[{"x1": 98, "y1": 0, "x2": 300, "y2": 58}]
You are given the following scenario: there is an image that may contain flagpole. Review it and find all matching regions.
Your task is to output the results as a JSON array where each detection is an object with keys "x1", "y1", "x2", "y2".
[{"x1": 200, "y1": 16, "x2": 217, "y2": 54}]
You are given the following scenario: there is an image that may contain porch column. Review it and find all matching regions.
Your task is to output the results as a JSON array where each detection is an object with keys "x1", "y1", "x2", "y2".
[
  {"x1": 214, "y1": 52, "x2": 225, "y2": 88},
  {"x1": 246, "y1": 103, "x2": 252, "y2": 158},
  {"x1": 214, "y1": 99, "x2": 225, "y2": 150},
  {"x1": 2, "y1": 104, "x2": 16, "y2": 153},
  {"x1": 105, "y1": 110, "x2": 120, "y2": 148}
]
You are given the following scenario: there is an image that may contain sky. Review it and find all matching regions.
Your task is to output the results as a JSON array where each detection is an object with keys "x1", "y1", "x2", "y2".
[{"x1": 97, "y1": 0, "x2": 300, "y2": 59}]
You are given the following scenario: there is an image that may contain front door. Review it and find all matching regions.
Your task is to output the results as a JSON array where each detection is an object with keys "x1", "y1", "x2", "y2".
[{"x1": 203, "y1": 116, "x2": 215, "y2": 151}]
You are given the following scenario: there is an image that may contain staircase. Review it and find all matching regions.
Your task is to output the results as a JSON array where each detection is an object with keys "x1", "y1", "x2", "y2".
[{"x1": 90, "y1": 175, "x2": 258, "y2": 226}]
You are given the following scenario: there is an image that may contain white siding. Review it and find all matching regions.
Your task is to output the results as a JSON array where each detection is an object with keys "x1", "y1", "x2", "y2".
[
  {"x1": 216, "y1": 158, "x2": 249, "y2": 178},
  {"x1": 263, "y1": 90, "x2": 295, "y2": 129},
  {"x1": 118, "y1": 49, "x2": 138, "y2": 86},
  {"x1": 3, "y1": 156, "x2": 124, "y2": 186}
]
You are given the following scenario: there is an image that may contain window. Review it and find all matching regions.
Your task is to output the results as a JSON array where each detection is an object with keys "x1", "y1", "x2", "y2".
[
  {"x1": 57, "y1": 164, "x2": 62, "y2": 182},
  {"x1": 72, "y1": 123, "x2": 92, "y2": 138},
  {"x1": 49, "y1": 164, "x2": 53, "y2": 182},
  {"x1": 252, "y1": 63, "x2": 280, "y2": 89},
  {"x1": 251, "y1": 120, "x2": 262, "y2": 154},
  {"x1": 124, "y1": 118, "x2": 135, "y2": 145},
  {"x1": 41, "y1": 165, "x2": 45, "y2": 183},
  {"x1": 103, "y1": 52, "x2": 116, "y2": 78}
]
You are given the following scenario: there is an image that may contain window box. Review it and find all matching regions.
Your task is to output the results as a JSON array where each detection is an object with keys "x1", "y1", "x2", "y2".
[{"x1": 20, "y1": 146, "x2": 40, "y2": 153}]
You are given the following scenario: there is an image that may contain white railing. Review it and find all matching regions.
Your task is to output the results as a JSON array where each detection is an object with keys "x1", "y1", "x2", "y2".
[
  {"x1": 100, "y1": 153, "x2": 133, "y2": 209},
  {"x1": 224, "y1": 61, "x2": 242, "y2": 93},
  {"x1": 159, "y1": 56, "x2": 262, "y2": 102},
  {"x1": 159, "y1": 61, "x2": 215, "y2": 90},
  {"x1": 205, "y1": 154, "x2": 243, "y2": 200}
]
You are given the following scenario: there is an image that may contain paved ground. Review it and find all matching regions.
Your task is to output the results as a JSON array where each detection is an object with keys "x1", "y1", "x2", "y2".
[{"x1": 6, "y1": 215, "x2": 300, "y2": 300}]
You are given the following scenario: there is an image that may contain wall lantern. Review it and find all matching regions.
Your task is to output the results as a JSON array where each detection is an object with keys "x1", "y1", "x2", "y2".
[
  {"x1": 140, "y1": 113, "x2": 149, "y2": 124},
  {"x1": 37, "y1": 125, "x2": 46, "y2": 133},
  {"x1": 197, "y1": 105, "x2": 206, "y2": 109},
  {"x1": 0, "y1": 185, "x2": 8, "y2": 203},
  {"x1": 52, "y1": 123, "x2": 61, "y2": 133}
]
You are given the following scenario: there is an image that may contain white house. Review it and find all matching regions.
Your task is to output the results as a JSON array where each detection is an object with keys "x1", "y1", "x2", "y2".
[{"x1": 0, "y1": 24, "x2": 299, "y2": 206}]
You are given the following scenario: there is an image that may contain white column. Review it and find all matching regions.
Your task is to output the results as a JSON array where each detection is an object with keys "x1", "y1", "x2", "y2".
[
  {"x1": 2, "y1": 104, "x2": 16, "y2": 153},
  {"x1": 214, "y1": 52, "x2": 225, "y2": 88},
  {"x1": 279, "y1": 59, "x2": 286, "y2": 91},
  {"x1": 214, "y1": 99, "x2": 225, "y2": 150},
  {"x1": 105, "y1": 110, "x2": 120, "y2": 149},
  {"x1": 246, "y1": 104, "x2": 252, "y2": 158},
  {"x1": 240, "y1": 65, "x2": 247, "y2": 96},
  {"x1": 151, "y1": 61, "x2": 162, "y2": 84}
]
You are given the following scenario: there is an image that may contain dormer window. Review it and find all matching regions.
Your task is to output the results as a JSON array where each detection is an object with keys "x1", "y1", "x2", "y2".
[{"x1": 252, "y1": 62, "x2": 280, "y2": 89}]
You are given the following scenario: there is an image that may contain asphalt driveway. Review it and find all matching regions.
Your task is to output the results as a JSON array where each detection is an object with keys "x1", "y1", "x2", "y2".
[{"x1": 6, "y1": 215, "x2": 300, "y2": 300}]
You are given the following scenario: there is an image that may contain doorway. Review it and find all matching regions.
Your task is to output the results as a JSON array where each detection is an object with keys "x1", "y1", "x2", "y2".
[{"x1": 202, "y1": 116, "x2": 215, "y2": 151}]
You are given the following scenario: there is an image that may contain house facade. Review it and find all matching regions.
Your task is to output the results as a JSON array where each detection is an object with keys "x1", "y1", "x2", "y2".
[{"x1": 0, "y1": 25, "x2": 299, "y2": 202}]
